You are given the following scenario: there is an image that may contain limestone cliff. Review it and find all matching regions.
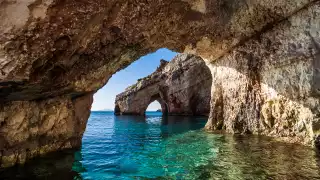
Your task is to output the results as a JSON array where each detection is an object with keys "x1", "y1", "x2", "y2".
[
  {"x1": 0, "y1": 94, "x2": 92, "y2": 167},
  {"x1": 115, "y1": 54, "x2": 212, "y2": 116},
  {"x1": 0, "y1": 0, "x2": 320, "y2": 167},
  {"x1": 205, "y1": 3, "x2": 320, "y2": 147}
]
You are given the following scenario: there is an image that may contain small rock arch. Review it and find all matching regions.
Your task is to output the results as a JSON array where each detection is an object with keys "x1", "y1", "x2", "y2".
[{"x1": 144, "y1": 93, "x2": 169, "y2": 116}]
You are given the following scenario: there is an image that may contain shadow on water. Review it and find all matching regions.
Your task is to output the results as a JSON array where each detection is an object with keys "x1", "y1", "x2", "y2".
[
  {"x1": 160, "y1": 115, "x2": 207, "y2": 138},
  {"x1": 0, "y1": 112, "x2": 320, "y2": 179},
  {"x1": 0, "y1": 149, "x2": 81, "y2": 180}
]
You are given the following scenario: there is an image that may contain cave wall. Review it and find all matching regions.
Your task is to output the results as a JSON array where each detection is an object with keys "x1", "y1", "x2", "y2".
[
  {"x1": 0, "y1": 94, "x2": 92, "y2": 167},
  {"x1": 0, "y1": 0, "x2": 315, "y2": 101},
  {"x1": 115, "y1": 54, "x2": 212, "y2": 116},
  {"x1": 0, "y1": 0, "x2": 319, "y2": 167},
  {"x1": 205, "y1": 3, "x2": 320, "y2": 146}
]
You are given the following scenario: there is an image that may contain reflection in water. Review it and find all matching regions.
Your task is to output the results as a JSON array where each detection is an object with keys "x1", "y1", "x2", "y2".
[
  {"x1": 199, "y1": 135, "x2": 320, "y2": 180},
  {"x1": 0, "y1": 111, "x2": 319, "y2": 179}
]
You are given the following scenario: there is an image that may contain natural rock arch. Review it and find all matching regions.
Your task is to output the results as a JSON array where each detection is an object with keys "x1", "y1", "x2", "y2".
[
  {"x1": 114, "y1": 54, "x2": 212, "y2": 117},
  {"x1": 0, "y1": 0, "x2": 320, "y2": 167},
  {"x1": 115, "y1": 92, "x2": 169, "y2": 116}
]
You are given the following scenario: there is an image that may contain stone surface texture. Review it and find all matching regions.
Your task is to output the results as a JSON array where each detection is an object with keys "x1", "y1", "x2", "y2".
[
  {"x1": 205, "y1": 2, "x2": 320, "y2": 147},
  {"x1": 115, "y1": 54, "x2": 212, "y2": 116},
  {"x1": 0, "y1": 0, "x2": 319, "y2": 167},
  {"x1": 0, "y1": 93, "x2": 92, "y2": 167}
]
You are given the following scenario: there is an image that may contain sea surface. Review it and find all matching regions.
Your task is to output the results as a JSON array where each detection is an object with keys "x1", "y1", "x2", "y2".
[{"x1": 1, "y1": 111, "x2": 320, "y2": 180}]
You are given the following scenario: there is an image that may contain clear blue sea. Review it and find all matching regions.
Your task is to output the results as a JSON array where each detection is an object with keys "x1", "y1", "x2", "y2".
[{"x1": 1, "y1": 111, "x2": 320, "y2": 179}]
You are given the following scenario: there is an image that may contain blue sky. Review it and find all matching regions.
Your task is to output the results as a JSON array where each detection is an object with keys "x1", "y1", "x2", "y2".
[{"x1": 91, "y1": 48, "x2": 178, "y2": 111}]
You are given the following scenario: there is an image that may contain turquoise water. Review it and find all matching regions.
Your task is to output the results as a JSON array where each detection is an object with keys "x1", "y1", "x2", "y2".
[
  {"x1": 1, "y1": 111, "x2": 320, "y2": 179},
  {"x1": 76, "y1": 111, "x2": 209, "y2": 180}
]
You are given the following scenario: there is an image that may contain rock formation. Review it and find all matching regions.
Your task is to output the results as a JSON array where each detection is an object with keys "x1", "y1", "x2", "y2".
[
  {"x1": 115, "y1": 54, "x2": 212, "y2": 116},
  {"x1": 205, "y1": 3, "x2": 320, "y2": 147},
  {"x1": 0, "y1": 0, "x2": 320, "y2": 167}
]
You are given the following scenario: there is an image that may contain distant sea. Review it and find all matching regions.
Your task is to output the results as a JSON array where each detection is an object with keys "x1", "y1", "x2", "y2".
[{"x1": 1, "y1": 111, "x2": 319, "y2": 179}]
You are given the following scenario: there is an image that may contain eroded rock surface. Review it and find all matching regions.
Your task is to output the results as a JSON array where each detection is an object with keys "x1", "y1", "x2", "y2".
[
  {"x1": 0, "y1": 0, "x2": 316, "y2": 102},
  {"x1": 0, "y1": 94, "x2": 92, "y2": 167},
  {"x1": 115, "y1": 54, "x2": 212, "y2": 116},
  {"x1": 205, "y1": 2, "x2": 320, "y2": 147},
  {"x1": 0, "y1": 0, "x2": 319, "y2": 167}
]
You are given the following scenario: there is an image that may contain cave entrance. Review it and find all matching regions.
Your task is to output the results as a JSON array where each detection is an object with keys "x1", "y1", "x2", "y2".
[
  {"x1": 91, "y1": 48, "x2": 178, "y2": 112},
  {"x1": 114, "y1": 104, "x2": 120, "y2": 115},
  {"x1": 103, "y1": 50, "x2": 212, "y2": 117},
  {"x1": 91, "y1": 47, "x2": 212, "y2": 117}
]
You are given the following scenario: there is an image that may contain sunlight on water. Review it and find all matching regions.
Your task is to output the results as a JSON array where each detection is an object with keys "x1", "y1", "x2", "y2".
[{"x1": 0, "y1": 111, "x2": 319, "y2": 179}]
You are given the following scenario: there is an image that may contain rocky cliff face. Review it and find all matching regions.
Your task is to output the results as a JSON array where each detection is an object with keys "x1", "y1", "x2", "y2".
[
  {"x1": 205, "y1": 3, "x2": 320, "y2": 147},
  {"x1": 0, "y1": 94, "x2": 92, "y2": 167},
  {"x1": 0, "y1": 0, "x2": 320, "y2": 167},
  {"x1": 115, "y1": 54, "x2": 212, "y2": 116}
]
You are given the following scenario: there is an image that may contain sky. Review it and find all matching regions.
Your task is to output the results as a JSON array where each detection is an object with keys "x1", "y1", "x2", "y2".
[{"x1": 91, "y1": 48, "x2": 178, "y2": 111}]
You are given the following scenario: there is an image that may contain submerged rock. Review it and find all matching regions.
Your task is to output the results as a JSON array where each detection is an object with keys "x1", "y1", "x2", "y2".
[{"x1": 115, "y1": 54, "x2": 212, "y2": 116}]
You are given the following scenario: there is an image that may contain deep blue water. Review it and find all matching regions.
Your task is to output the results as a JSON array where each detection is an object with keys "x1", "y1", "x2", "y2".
[{"x1": 1, "y1": 111, "x2": 320, "y2": 179}]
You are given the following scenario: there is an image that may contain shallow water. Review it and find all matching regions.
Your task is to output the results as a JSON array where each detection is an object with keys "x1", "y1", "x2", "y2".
[{"x1": 1, "y1": 111, "x2": 320, "y2": 179}]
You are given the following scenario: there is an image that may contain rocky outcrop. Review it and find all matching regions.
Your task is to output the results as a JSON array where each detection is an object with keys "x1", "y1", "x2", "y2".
[
  {"x1": 0, "y1": 94, "x2": 92, "y2": 167},
  {"x1": 115, "y1": 54, "x2": 212, "y2": 116},
  {"x1": 0, "y1": 0, "x2": 320, "y2": 167},
  {"x1": 205, "y1": 3, "x2": 320, "y2": 147}
]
